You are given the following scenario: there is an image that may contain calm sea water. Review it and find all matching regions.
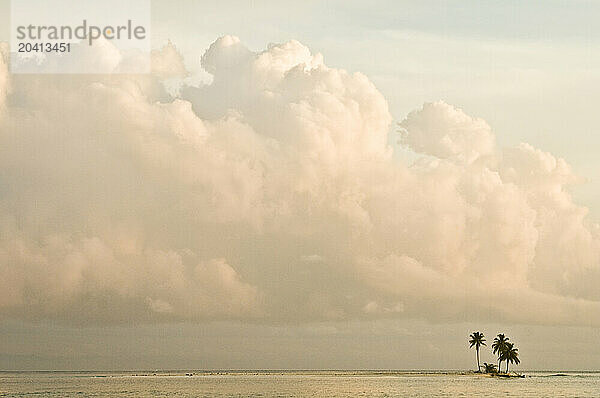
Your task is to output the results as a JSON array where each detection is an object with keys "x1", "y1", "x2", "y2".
[{"x1": 1, "y1": 370, "x2": 599, "y2": 397}]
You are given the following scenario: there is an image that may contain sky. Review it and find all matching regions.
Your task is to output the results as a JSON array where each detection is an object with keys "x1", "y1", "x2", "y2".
[{"x1": 1, "y1": 0, "x2": 600, "y2": 370}]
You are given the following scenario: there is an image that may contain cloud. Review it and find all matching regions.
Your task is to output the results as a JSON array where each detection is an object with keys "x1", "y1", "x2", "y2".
[
  {"x1": 398, "y1": 101, "x2": 496, "y2": 165},
  {"x1": 0, "y1": 235, "x2": 261, "y2": 323},
  {"x1": 151, "y1": 41, "x2": 188, "y2": 79},
  {"x1": 1, "y1": 37, "x2": 600, "y2": 326}
]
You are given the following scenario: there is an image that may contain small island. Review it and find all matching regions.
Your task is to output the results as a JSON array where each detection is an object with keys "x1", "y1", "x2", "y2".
[{"x1": 469, "y1": 331, "x2": 524, "y2": 378}]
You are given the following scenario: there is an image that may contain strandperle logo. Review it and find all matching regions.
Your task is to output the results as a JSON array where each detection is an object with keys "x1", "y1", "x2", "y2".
[
  {"x1": 15, "y1": 20, "x2": 147, "y2": 46},
  {"x1": 11, "y1": 0, "x2": 151, "y2": 74}
]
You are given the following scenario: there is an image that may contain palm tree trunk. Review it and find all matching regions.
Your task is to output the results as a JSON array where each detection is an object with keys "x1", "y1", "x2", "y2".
[
  {"x1": 476, "y1": 348, "x2": 480, "y2": 371},
  {"x1": 498, "y1": 358, "x2": 501, "y2": 373},
  {"x1": 506, "y1": 361, "x2": 509, "y2": 373}
]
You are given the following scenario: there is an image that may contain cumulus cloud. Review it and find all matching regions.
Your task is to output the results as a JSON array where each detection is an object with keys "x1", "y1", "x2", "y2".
[
  {"x1": 398, "y1": 101, "x2": 496, "y2": 164},
  {"x1": 0, "y1": 235, "x2": 260, "y2": 322},
  {"x1": 151, "y1": 41, "x2": 187, "y2": 79},
  {"x1": 1, "y1": 37, "x2": 600, "y2": 326}
]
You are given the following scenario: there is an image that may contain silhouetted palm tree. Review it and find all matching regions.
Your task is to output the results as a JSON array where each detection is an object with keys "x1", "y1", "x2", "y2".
[
  {"x1": 469, "y1": 331, "x2": 486, "y2": 372},
  {"x1": 492, "y1": 334, "x2": 509, "y2": 373},
  {"x1": 482, "y1": 362, "x2": 498, "y2": 374},
  {"x1": 500, "y1": 342, "x2": 520, "y2": 373}
]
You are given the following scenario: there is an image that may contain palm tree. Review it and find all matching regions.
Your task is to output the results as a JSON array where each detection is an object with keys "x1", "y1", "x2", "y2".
[
  {"x1": 500, "y1": 342, "x2": 520, "y2": 373},
  {"x1": 469, "y1": 332, "x2": 486, "y2": 372},
  {"x1": 492, "y1": 334, "x2": 509, "y2": 373},
  {"x1": 482, "y1": 362, "x2": 497, "y2": 374}
]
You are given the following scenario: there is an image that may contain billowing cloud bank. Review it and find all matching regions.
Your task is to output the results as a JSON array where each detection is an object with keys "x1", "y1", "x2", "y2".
[{"x1": 1, "y1": 37, "x2": 600, "y2": 325}]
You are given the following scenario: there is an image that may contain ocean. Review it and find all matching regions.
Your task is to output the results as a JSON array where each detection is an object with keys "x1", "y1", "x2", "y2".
[{"x1": 1, "y1": 370, "x2": 599, "y2": 397}]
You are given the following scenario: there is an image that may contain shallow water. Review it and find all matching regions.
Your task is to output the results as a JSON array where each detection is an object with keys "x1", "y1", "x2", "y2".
[{"x1": 1, "y1": 370, "x2": 599, "y2": 397}]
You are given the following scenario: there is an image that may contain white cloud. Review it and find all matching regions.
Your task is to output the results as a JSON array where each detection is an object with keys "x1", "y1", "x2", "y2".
[
  {"x1": 399, "y1": 101, "x2": 496, "y2": 165},
  {"x1": 151, "y1": 41, "x2": 188, "y2": 79},
  {"x1": 1, "y1": 37, "x2": 600, "y2": 326}
]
